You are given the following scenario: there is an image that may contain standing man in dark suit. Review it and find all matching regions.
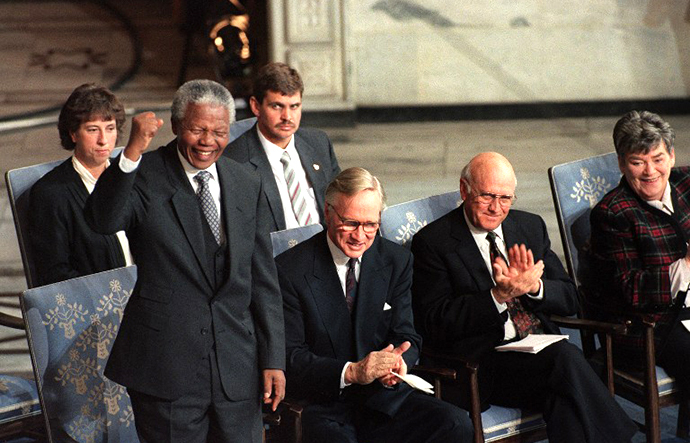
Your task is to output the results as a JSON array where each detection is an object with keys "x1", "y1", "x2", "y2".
[
  {"x1": 85, "y1": 79, "x2": 285, "y2": 442},
  {"x1": 276, "y1": 167, "x2": 473, "y2": 443},
  {"x1": 411, "y1": 152, "x2": 636, "y2": 443},
  {"x1": 225, "y1": 62, "x2": 340, "y2": 232}
]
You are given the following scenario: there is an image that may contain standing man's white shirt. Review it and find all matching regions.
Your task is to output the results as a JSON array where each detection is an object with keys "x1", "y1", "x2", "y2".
[{"x1": 257, "y1": 127, "x2": 320, "y2": 229}]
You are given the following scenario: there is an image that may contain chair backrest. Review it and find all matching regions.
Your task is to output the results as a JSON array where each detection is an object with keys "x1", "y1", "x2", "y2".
[
  {"x1": 379, "y1": 190, "x2": 462, "y2": 247},
  {"x1": 229, "y1": 117, "x2": 256, "y2": 143},
  {"x1": 21, "y1": 266, "x2": 139, "y2": 443},
  {"x1": 548, "y1": 152, "x2": 621, "y2": 286},
  {"x1": 271, "y1": 224, "x2": 324, "y2": 258}
]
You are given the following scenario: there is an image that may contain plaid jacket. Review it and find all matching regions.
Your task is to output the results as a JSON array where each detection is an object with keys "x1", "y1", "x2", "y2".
[{"x1": 589, "y1": 167, "x2": 690, "y2": 351}]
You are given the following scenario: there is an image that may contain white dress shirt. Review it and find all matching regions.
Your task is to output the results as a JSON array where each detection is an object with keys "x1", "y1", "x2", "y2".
[
  {"x1": 256, "y1": 127, "x2": 320, "y2": 228},
  {"x1": 73, "y1": 156, "x2": 133, "y2": 266},
  {"x1": 646, "y1": 182, "x2": 690, "y2": 306},
  {"x1": 326, "y1": 235, "x2": 361, "y2": 389},
  {"x1": 463, "y1": 210, "x2": 544, "y2": 341}
]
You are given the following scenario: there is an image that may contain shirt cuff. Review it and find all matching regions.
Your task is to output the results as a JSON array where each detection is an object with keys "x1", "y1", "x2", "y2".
[
  {"x1": 526, "y1": 279, "x2": 544, "y2": 300},
  {"x1": 669, "y1": 257, "x2": 690, "y2": 304},
  {"x1": 118, "y1": 151, "x2": 141, "y2": 172},
  {"x1": 340, "y1": 362, "x2": 352, "y2": 389},
  {"x1": 490, "y1": 289, "x2": 508, "y2": 313}
]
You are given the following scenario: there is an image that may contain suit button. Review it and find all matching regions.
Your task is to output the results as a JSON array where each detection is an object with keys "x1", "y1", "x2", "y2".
[{"x1": 201, "y1": 328, "x2": 209, "y2": 335}]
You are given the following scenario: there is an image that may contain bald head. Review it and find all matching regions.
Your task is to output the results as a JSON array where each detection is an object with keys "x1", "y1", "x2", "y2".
[{"x1": 460, "y1": 152, "x2": 517, "y2": 231}]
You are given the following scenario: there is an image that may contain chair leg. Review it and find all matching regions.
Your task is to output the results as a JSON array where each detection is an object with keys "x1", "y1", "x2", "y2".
[{"x1": 643, "y1": 323, "x2": 662, "y2": 443}]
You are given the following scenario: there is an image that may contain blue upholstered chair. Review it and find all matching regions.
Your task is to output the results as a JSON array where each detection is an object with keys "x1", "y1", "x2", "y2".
[
  {"x1": 381, "y1": 191, "x2": 555, "y2": 443},
  {"x1": 549, "y1": 152, "x2": 689, "y2": 442},
  {"x1": 379, "y1": 190, "x2": 461, "y2": 248},
  {"x1": 21, "y1": 266, "x2": 139, "y2": 443},
  {"x1": 271, "y1": 224, "x2": 324, "y2": 258}
]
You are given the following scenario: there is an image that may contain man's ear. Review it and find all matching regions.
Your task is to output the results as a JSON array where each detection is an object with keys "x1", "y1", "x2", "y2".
[
  {"x1": 249, "y1": 96, "x2": 261, "y2": 117},
  {"x1": 171, "y1": 118, "x2": 179, "y2": 136}
]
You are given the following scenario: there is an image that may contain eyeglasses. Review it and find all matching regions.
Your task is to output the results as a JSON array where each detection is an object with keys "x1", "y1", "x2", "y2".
[
  {"x1": 181, "y1": 125, "x2": 229, "y2": 141},
  {"x1": 474, "y1": 192, "x2": 517, "y2": 207},
  {"x1": 328, "y1": 204, "x2": 380, "y2": 233}
]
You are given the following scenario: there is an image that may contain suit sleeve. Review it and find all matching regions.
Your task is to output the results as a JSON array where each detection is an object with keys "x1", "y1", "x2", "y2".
[
  {"x1": 84, "y1": 158, "x2": 141, "y2": 235},
  {"x1": 325, "y1": 135, "x2": 341, "y2": 179},
  {"x1": 590, "y1": 203, "x2": 675, "y2": 307},
  {"x1": 29, "y1": 184, "x2": 81, "y2": 285},
  {"x1": 278, "y1": 261, "x2": 346, "y2": 403},
  {"x1": 250, "y1": 189, "x2": 286, "y2": 370},
  {"x1": 411, "y1": 233, "x2": 501, "y2": 346}
]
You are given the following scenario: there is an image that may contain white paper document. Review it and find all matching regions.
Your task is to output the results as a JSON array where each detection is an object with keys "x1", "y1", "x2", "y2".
[
  {"x1": 682, "y1": 319, "x2": 690, "y2": 333},
  {"x1": 390, "y1": 371, "x2": 435, "y2": 395},
  {"x1": 494, "y1": 334, "x2": 569, "y2": 354}
]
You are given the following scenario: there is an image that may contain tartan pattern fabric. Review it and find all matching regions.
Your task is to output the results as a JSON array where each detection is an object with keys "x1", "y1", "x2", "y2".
[
  {"x1": 280, "y1": 151, "x2": 312, "y2": 226},
  {"x1": 345, "y1": 257, "x2": 357, "y2": 313},
  {"x1": 194, "y1": 171, "x2": 221, "y2": 245},
  {"x1": 486, "y1": 232, "x2": 543, "y2": 338},
  {"x1": 590, "y1": 167, "x2": 690, "y2": 351}
]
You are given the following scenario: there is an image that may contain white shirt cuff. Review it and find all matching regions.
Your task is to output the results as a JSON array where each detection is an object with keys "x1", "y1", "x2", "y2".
[
  {"x1": 669, "y1": 257, "x2": 690, "y2": 305},
  {"x1": 490, "y1": 288, "x2": 508, "y2": 313},
  {"x1": 118, "y1": 151, "x2": 141, "y2": 172},
  {"x1": 340, "y1": 362, "x2": 352, "y2": 389}
]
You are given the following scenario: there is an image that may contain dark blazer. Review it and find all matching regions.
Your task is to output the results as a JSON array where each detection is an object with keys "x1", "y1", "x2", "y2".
[
  {"x1": 85, "y1": 141, "x2": 285, "y2": 401},
  {"x1": 410, "y1": 206, "x2": 578, "y2": 397},
  {"x1": 29, "y1": 158, "x2": 126, "y2": 286},
  {"x1": 225, "y1": 125, "x2": 341, "y2": 231},
  {"x1": 276, "y1": 231, "x2": 420, "y2": 419}
]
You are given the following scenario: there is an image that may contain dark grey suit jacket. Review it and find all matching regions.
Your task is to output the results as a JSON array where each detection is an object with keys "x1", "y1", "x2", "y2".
[
  {"x1": 29, "y1": 158, "x2": 126, "y2": 286},
  {"x1": 225, "y1": 125, "x2": 340, "y2": 231},
  {"x1": 85, "y1": 141, "x2": 285, "y2": 401},
  {"x1": 276, "y1": 231, "x2": 420, "y2": 419}
]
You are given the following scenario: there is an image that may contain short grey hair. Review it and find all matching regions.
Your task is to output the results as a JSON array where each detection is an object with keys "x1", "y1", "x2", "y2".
[
  {"x1": 325, "y1": 167, "x2": 386, "y2": 212},
  {"x1": 613, "y1": 110, "x2": 675, "y2": 157},
  {"x1": 171, "y1": 79, "x2": 236, "y2": 125}
]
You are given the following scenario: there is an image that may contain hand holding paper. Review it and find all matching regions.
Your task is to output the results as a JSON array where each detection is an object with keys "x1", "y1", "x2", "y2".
[{"x1": 390, "y1": 371, "x2": 435, "y2": 395}]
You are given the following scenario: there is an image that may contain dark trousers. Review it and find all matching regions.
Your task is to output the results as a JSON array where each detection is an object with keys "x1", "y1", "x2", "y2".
[
  {"x1": 490, "y1": 340, "x2": 636, "y2": 443},
  {"x1": 658, "y1": 308, "x2": 690, "y2": 393},
  {"x1": 128, "y1": 350, "x2": 262, "y2": 443},
  {"x1": 302, "y1": 390, "x2": 474, "y2": 443}
]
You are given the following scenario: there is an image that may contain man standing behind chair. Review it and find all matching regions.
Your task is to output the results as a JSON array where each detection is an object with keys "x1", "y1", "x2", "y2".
[
  {"x1": 411, "y1": 152, "x2": 636, "y2": 443},
  {"x1": 590, "y1": 110, "x2": 690, "y2": 394},
  {"x1": 276, "y1": 167, "x2": 473, "y2": 443},
  {"x1": 85, "y1": 79, "x2": 285, "y2": 442},
  {"x1": 225, "y1": 62, "x2": 340, "y2": 231}
]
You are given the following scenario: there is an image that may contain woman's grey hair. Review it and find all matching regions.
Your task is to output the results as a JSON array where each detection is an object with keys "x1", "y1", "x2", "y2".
[
  {"x1": 613, "y1": 110, "x2": 675, "y2": 157},
  {"x1": 325, "y1": 167, "x2": 387, "y2": 212},
  {"x1": 171, "y1": 79, "x2": 236, "y2": 124}
]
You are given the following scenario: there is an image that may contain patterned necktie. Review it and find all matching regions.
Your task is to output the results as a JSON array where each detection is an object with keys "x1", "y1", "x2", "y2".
[
  {"x1": 345, "y1": 258, "x2": 358, "y2": 314},
  {"x1": 486, "y1": 232, "x2": 543, "y2": 338},
  {"x1": 280, "y1": 151, "x2": 312, "y2": 226},
  {"x1": 194, "y1": 171, "x2": 221, "y2": 245}
]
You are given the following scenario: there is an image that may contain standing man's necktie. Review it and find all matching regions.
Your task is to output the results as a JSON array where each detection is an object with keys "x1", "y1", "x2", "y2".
[
  {"x1": 194, "y1": 171, "x2": 221, "y2": 245},
  {"x1": 345, "y1": 258, "x2": 358, "y2": 314},
  {"x1": 281, "y1": 151, "x2": 312, "y2": 226},
  {"x1": 486, "y1": 231, "x2": 543, "y2": 338}
]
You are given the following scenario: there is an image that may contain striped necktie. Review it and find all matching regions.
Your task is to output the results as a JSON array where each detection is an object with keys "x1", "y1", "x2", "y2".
[{"x1": 280, "y1": 151, "x2": 311, "y2": 226}]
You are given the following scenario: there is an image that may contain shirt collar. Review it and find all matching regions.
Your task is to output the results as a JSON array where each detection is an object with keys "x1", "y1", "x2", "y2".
[
  {"x1": 72, "y1": 155, "x2": 109, "y2": 189},
  {"x1": 256, "y1": 125, "x2": 298, "y2": 163},
  {"x1": 326, "y1": 233, "x2": 360, "y2": 267},
  {"x1": 645, "y1": 181, "x2": 673, "y2": 214},
  {"x1": 463, "y1": 205, "x2": 505, "y2": 243}
]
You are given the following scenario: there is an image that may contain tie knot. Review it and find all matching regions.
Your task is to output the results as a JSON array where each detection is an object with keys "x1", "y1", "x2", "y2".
[
  {"x1": 280, "y1": 151, "x2": 291, "y2": 165},
  {"x1": 347, "y1": 258, "x2": 357, "y2": 272},
  {"x1": 194, "y1": 171, "x2": 211, "y2": 185},
  {"x1": 486, "y1": 231, "x2": 497, "y2": 243}
]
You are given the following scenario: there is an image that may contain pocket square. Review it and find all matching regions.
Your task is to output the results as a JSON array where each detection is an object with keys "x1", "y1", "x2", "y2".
[{"x1": 383, "y1": 302, "x2": 392, "y2": 311}]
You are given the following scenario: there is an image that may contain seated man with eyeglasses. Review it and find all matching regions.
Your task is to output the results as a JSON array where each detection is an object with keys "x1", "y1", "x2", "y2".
[
  {"x1": 410, "y1": 152, "x2": 636, "y2": 443},
  {"x1": 275, "y1": 167, "x2": 474, "y2": 443}
]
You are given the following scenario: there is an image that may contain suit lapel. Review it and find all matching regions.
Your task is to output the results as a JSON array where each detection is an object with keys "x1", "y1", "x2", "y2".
[
  {"x1": 451, "y1": 206, "x2": 495, "y2": 291},
  {"x1": 294, "y1": 132, "x2": 327, "y2": 217},
  {"x1": 63, "y1": 161, "x2": 90, "y2": 206},
  {"x1": 163, "y1": 142, "x2": 215, "y2": 289},
  {"x1": 246, "y1": 128, "x2": 286, "y2": 230},
  {"x1": 352, "y1": 239, "x2": 389, "y2": 359},
  {"x1": 307, "y1": 234, "x2": 354, "y2": 360}
]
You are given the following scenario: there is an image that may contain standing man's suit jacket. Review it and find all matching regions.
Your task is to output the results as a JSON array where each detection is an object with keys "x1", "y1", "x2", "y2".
[
  {"x1": 85, "y1": 141, "x2": 285, "y2": 401},
  {"x1": 29, "y1": 158, "x2": 126, "y2": 286},
  {"x1": 276, "y1": 231, "x2": 420, "y2": 419},
  {"x1": 225, "y1": 125, "x2": 341, "y2": 231},
  {"x1": 411, "y1": 206, "x2": 578, "y2": 372}
]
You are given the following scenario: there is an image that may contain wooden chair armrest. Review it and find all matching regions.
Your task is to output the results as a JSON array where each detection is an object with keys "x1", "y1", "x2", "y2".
[
  {"x1": 0, "y1": 311, "x2": 25, "y2": 330},
  {"x1": 550, "y1": 314, "x2": 627, "y2": 335}
]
